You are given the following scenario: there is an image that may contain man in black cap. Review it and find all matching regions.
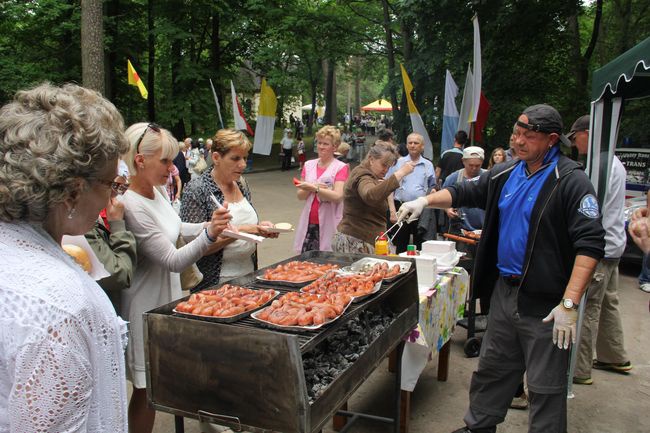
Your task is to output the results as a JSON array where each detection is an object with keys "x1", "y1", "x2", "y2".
[
  {"x1": 568, "y1": 114, "x2": 632, "y2": 386},
  {"x1": 397, "y1": 104, "x2": 605, "y2": 433}
]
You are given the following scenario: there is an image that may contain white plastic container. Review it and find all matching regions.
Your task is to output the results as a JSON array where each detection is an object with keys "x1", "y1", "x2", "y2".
[
  {"x1": 399, "y1": 252, "x2": 437, "y2": 287},
  {"x1": 414, "y1": 255, "x2": 437, "y2": 287},
  {"x1": 421, "y1": 240, "x2": 456, "y2": 255}
]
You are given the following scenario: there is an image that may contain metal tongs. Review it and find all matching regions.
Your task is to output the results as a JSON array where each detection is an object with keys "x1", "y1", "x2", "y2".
[{"x1": 385, "y1": 220, "x2": 404, "y2": 245}]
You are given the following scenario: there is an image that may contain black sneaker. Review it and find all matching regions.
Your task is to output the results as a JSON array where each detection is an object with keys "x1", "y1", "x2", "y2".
[{"x1": 592, "y1": 360, "x2": 632, "y2": 373}]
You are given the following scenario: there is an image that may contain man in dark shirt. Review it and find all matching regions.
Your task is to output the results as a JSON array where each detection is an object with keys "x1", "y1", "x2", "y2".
[{"x1": 436, "y1": 130, "x2": 467, "y2": 185}]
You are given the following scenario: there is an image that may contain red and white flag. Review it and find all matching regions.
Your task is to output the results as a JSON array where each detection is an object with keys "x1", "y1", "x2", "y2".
[{"x1": 230, "y1": 80, "x2": 253, "y2": 135}]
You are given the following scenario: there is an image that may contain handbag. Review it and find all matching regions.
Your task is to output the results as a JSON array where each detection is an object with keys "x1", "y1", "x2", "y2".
[
  {"x1": 176, "y1": 235, "x2": 204, "y2": 290},
  {"x1": 194, "y1": 155, "x2": 208, "y2": 174}
]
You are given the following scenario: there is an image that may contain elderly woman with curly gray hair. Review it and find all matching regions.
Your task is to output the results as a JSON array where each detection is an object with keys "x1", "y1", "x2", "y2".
[{"x1": 0, "y1": 83, "x2": 131, "y2": 431}]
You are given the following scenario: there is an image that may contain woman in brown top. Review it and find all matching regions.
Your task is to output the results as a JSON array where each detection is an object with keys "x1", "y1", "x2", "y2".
[{"x1": 333, "y1": 141, "x2": 414, "y2": 253}]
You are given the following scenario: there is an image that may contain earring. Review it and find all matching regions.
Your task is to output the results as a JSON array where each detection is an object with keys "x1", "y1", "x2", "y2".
[{"x1": 67, "y1": 207, "x2": 76, "y2": 219}]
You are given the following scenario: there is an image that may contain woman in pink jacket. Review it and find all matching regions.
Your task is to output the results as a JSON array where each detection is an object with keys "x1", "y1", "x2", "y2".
[{"x1": 294, "y1": 126, "x2": 349, "y2": 252}]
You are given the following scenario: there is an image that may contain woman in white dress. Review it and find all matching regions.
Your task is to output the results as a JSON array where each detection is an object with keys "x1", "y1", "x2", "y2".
[
  {"x1": 180, "y1": 128, "x2": 278, "y2": 290},
  {"x1": 0, "y1": 83, "x2": 131, "y2": 432},
  {"x1": 121, "y1": 123, "x2": 232, "y2": 433}
]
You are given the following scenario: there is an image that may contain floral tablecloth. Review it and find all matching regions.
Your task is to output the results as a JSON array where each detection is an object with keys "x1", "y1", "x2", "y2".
[{"x1": 401, "y1": 267, "x2": 470, "y2": 391}]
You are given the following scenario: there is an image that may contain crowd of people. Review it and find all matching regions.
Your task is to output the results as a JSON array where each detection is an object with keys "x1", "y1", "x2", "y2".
[{"x1": 1, "y1": 82, "x2": 648, "y2": 433}]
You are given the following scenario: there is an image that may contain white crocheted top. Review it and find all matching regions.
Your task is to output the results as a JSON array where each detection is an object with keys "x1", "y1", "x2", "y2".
[{"x1": 0, "y1": 221, "x2": 128, "y2": 433}]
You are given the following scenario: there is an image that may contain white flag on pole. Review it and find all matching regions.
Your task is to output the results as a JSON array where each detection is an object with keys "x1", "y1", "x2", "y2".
[
  {"x1": 230, "y1": 80, "x2": 253, "y2": 135},
  {"x1": 457, "y1": 65, "x2": 473, "y2": 134},
  {"x1": 441, "y1": 70, "x2": 459, "y2": 153},
  {"x1": 469, "y1": 15, "x2": 482, "y2": 123}
]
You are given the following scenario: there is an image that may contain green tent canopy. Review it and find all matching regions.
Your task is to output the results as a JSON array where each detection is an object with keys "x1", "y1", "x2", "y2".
[
  {"x1": 592, "y1": 36, "x2": 650, "y2": 102},
  {"x1": 587, "y1": 37, "x2": 650, "y2": 203}
]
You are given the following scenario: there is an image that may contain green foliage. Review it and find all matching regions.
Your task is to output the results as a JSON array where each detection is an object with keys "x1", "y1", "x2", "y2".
[
  {"x1": 0, "y1": 0, "x2": 81, "y2": 102},
  {"x1": 1, "y1": 0, "x2": 648, "y2": 151}
]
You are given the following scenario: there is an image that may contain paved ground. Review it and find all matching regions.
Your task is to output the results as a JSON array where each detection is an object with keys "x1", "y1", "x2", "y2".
[{"x1": 148, "y1": 168, "x2": 650, "y2": 433}]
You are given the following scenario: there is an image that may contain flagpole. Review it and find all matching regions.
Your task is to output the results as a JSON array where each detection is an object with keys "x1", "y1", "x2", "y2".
[
  {"x1": 209, "y1": 78, "x2": 225, "y2": 129},
  {"x1": 470, "y1": 122, "x2": 475, "y2": 146}
]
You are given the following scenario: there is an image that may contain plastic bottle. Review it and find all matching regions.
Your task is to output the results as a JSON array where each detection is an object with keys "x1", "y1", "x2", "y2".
[
  {"x1": 406, "y1": 244, "x2": 418, "y2": 256},
  {"x1": 374, "y1": 232, "x2": 389, "y2": 255}
]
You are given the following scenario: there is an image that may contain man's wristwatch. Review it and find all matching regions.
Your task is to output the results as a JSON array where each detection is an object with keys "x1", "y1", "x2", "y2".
[{"x1": 562, "y1": 298, "x2": 579, "y2": 310}]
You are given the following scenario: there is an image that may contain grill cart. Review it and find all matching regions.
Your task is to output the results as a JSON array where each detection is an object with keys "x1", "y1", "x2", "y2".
[
  {"x1": 443, "y1": 231, "x2": 487, "y2": 358},
  {"x1": 144, "y1": 251, "x2": 419, "y2": 433}
]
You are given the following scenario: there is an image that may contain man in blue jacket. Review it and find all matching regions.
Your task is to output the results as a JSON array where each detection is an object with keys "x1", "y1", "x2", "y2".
[{"x1": 397, "y1": 104, "x2": 605, "y2": 433}]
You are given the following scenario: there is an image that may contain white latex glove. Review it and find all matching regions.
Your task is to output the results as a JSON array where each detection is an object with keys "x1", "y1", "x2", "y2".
[
  {"x1": 396, "y1": 196, "x2": 428, "y2": 223},
  {"x1": 542, "y1": 303, "x2": 578, "y2": 350}
]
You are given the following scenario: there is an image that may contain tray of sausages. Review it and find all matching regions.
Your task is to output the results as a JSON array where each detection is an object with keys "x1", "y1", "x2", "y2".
[
  {"x1": 250, "y1": 291, "x2": 352, "y2": 331},
  {"x1": 173, "y1": 284, "x2": 278, "y2": 323},
  {"x1": 255, "y1": 260, "x2": 340, "y2": 286},
  {"x1": 341, "y1": 258, "x2": 411, "y2": 283},
  {"x1": 300, "y1": 270, "x2": 383, "y2": 303}
]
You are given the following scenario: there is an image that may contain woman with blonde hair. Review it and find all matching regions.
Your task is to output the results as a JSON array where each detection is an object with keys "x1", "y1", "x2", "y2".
[
  {"x1": 121, "y1": 122, "x2": 231, "y2": 433},
  {"x1": 332, "y1": 141, "x2": 414, "y2": 253},
  {"x1": 0, "y1": 83, "x2": 130, "y2": 431},
  {"x1": 294, "y1": 125, "x2": 350, "y2": 252},
  {"x1": 181, "y1": 129, "x2": 278, "y2": 290}
]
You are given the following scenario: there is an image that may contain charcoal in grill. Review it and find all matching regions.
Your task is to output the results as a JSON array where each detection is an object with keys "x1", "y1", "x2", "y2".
[{"x1": 303, "y1": 308, "x2": 396, "y2": 401}]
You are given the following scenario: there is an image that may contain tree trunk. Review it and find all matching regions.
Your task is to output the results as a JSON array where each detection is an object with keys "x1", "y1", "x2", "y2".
[
  {"x1": 380, "y1": 0, "x2": 399, "y2": 137},
  {"x1": 397, "y1": 15, "x2": 414, "y2": 143},
  {"x1": 81, "y1": 0, "x2": 105, "y2": 94},
  {"x1": 324, "y1": 59, "x2": 337, "y2": 125},
  {"x1": 147, "y1": 0, "x2": 155, "y2": 120},
  {"x1": 353, "y1": 56, "x2": 361, "y2": 116},
  {"x1": 616, "y1": 0, "x2": 632, "y2": 54},
  {"x1": 568, "y1": 0, "x2": 602, "y2": 114},
  {"x1": 309, "y1": 81, "x2": 318, "y2": 134},
  {"x1": 171, "y1": 38, "x2": 185, "y2": 139},
  {"x1": 210, "y1": 12, "x2": 223, "y2": 129}
]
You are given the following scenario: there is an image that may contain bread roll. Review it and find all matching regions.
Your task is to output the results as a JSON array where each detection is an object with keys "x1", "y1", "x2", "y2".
[
  {"x1": 62, "y1": 244, "x2": 92, "y2": 273},
  {"x1": 274, "y1": 222, "x2": 293, "y2": 230}
]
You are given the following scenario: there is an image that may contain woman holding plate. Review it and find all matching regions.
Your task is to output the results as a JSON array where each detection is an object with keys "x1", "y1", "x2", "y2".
[{"x1": 181, "y1": 129, "x2": 278, "y2": 291}]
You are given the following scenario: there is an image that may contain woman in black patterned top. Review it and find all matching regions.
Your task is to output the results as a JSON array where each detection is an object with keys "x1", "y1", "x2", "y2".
[{"x1": 180, "y1": 129, "x2": 277, "y2": 291}]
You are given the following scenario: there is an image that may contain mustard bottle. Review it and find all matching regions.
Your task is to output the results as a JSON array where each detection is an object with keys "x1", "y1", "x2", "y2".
[{"x1": 374, "y1": 232, "x2": 389, "y2": 255}]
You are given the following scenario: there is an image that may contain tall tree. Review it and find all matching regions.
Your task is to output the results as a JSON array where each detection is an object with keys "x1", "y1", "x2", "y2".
[
  {"x1": 81, "y1": 0, "x2": 104, "y2": 94},
  {"x1": 568, "y1": 0, "x2": 602, "y2": 116}
]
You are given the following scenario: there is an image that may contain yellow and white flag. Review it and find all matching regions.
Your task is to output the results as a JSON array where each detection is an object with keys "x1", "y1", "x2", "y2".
[
  {"x1": 127, "y1": 59, "x2": 148, "y2": 99},
  {"x1": 400, "y1": 64, "x2": 433, "y2": 160},
  {"x1": 252, "y1": 78, "x2": 277, "y2": 155}
]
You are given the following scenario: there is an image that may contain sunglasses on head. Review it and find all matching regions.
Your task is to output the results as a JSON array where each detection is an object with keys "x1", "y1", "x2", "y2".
[{"x1": 135, "y1": 123, "x2": 161, "y2": 154}]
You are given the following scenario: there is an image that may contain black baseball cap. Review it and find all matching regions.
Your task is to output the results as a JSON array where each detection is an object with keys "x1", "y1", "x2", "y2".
[
  {"x1": 567, "y1": 115, "x2": 590, "y2": 140},
  {"x1": 517, "y1": 104, "x2": 571, "y2": 146}
]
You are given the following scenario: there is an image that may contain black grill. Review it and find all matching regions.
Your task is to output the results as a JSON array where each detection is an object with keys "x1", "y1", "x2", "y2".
[{"x1": 144, "y1": 251, "x2": 419, "y2": 433}]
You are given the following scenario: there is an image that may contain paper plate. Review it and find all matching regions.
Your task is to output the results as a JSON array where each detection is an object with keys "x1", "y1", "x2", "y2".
[{"x1": 222, "y1": 229, "x2": 265, "y2": 243}]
